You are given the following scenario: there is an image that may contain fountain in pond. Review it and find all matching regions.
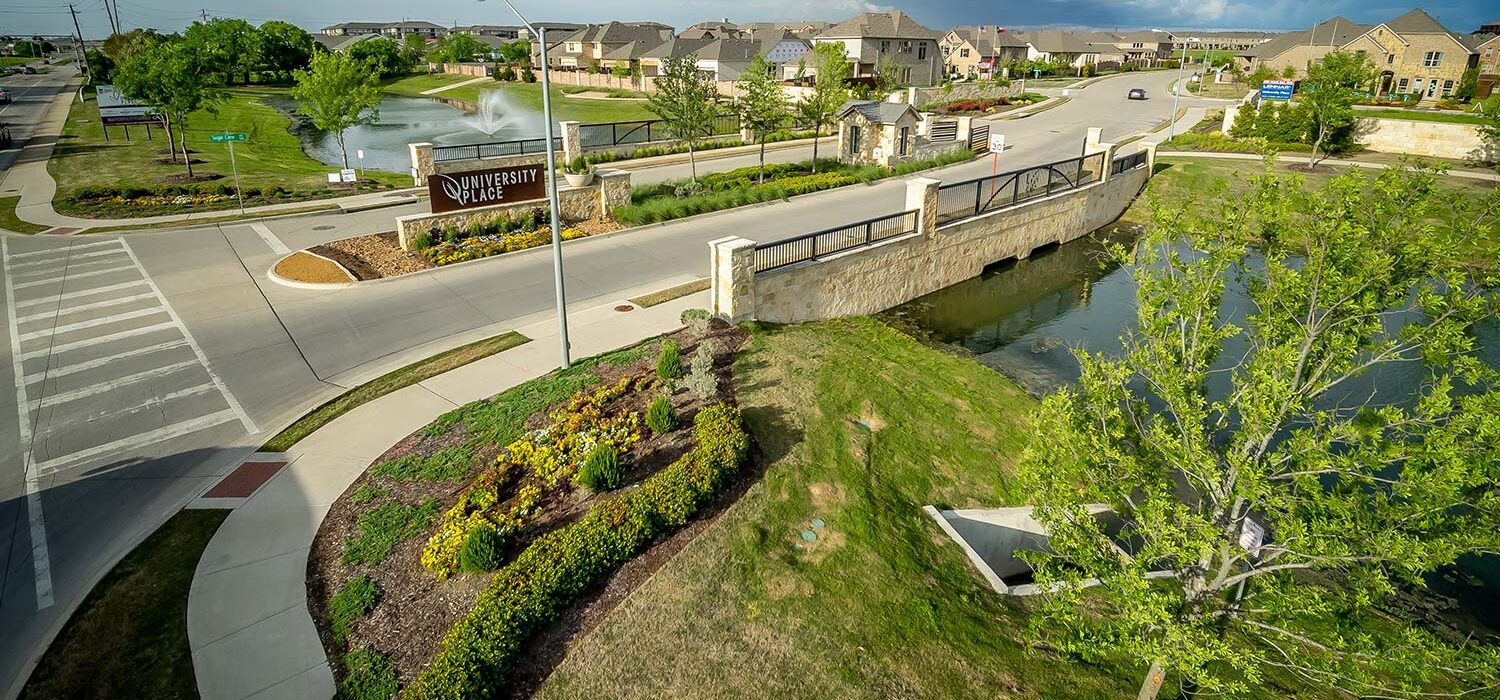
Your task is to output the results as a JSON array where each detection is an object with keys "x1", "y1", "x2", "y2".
[{"x1": 466, "y1": 89, "x2": 530, "y2": 136}]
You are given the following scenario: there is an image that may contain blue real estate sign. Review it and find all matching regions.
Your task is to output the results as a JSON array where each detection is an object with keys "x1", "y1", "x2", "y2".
[{"x1": 1260, "y1": 80, "x2": 1295, "y2": 101}]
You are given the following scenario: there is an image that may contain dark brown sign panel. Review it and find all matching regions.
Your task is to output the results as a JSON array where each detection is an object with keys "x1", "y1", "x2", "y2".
[{"x1": 428, "y1": 164, "x2": 546, "y2": 213}]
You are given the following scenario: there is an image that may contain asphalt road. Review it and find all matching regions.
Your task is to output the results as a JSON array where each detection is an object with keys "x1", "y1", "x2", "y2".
[
  {"x1": 0, "y1": 67, "x2": 76, "y2": 186},
  {"x1": 0, "y1": 67, "x2": 1218, "y2": 698}
]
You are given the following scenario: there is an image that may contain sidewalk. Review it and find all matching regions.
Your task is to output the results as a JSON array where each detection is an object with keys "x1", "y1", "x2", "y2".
[
  {"x1": 185, "y1": 290, "x2": 707, "y2": 700},
  {"x1": 418, "y1": 76, "x2": 491, "y2": 95}
]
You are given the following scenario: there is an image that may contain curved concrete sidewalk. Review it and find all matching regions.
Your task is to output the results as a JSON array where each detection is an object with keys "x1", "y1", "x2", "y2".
[{"x1": 186, "y1": 291, "x2": 705, "y2": 700}]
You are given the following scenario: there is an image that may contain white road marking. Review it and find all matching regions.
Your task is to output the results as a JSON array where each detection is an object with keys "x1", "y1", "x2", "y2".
[
  {"x1": 30, "y1": 360, "x2": 200, "y2": 409},
  {"x1": 16, "y1": 291, "x2": 157, "y2": 323},
  {"x1": 1, "y1": 238, "x2": 54, "y2": 610},
  {"x1": 12, "y1": 264, "x2": 136, "y2": 290},
  {"x1": 47, "y1": 383, "x2": 220, "y2": 433},
  {"x1": 250, "y1": 222, "x2": 291, "y2": 255},
  {"x1": 24, "y1": 339, "x2": 189, "y2": 382},
  {"x1": 18, "y1": 306, "x2": 166, "y2": 342},
  {"x1": 5, "y1": 240, "x2": 119, "y2": 260},
  {"x1": 33, "y1": 409, "x2": 242, "y2": 477},
  {"x1": 19, "y1": 321, "x2": 178, "y2": 362},
  {"x1": 7, "y1": 248, "x2": 125, "y2": 270},
  {"x1": 14, "y1": 280, "x2": 149, "y2": 309}
]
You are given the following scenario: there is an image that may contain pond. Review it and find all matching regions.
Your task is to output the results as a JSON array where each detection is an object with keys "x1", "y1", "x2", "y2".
[
  {"x1": 264, "y1": 93, "x2": 546, "y2": 173},
  {"x1": 884, "y1": 226, "x2": 1500, "y2": 630}
]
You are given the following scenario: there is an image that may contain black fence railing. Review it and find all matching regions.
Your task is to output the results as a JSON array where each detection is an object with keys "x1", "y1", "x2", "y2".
[
  {"x1": 1111, "y1": 150, "x2": 1148, "y2": 175},
  {"x1": 432, "y1": 136, "x2": 563, "y2": 162},
  {"x1": 934, "y1": 152, "x2": 1105, "y2": 224},
  {"x1": 578, "y1": 114, "x2": 740, "y2": 149},
  {"x1": 753, "y1": 210, "x2": 919, "y2": 273}
]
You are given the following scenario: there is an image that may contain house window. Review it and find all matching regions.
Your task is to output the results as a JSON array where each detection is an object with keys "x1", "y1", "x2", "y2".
[
  {"x1": 1422, "y1": 51, "x2": 1441, "y2": 67},
  {"x1": 849, "y1": 124, "x2": 862, "y2": 155},
  {"x1": 566, "y1": 42, "x2": 581, "y2": 53},
  {"x1": 1442, "y1": 79, "x2": 1454, "y2": 96},
  {"x1": 1386, "y1": 53, "x2": 1394, "y2": 64},
  {"x1": 899, "y1": 126, "x2": 910, "y2": 156},
  {"x1": 900, "y1": 41, "x2": 913, "y2": 54},
  {"x1": 1411, "y1": 78, "x2": 1422, "y2": 93},
  {"x1": 960, "y1": 48, "x2": 970, "y2": 58},
  {"x1": 880, "y1": 40, "x2": 890, "y2": 52},
  {"x1": 918, "y1": 43, "x2": 927, "y2": 60}
]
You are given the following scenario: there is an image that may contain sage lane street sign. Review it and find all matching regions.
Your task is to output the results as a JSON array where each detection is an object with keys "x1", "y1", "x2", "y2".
[
  {"x1": 211, "y1": 133, "x2": 247, "y2": 142},
  {"x1": 1259, "y1": 80, "x2": 1294, "y2": 101}
]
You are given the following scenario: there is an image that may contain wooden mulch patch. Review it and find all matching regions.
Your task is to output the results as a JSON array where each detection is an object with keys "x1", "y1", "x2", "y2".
[{"x1": 307, "y1": 321, "x2": 751, "y2": 692}]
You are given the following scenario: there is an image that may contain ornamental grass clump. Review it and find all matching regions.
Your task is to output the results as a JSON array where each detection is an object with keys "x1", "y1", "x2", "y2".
[
  {"x1": 656, "y1": 339, "x2": 683, "y2": 381},
  {"x1": 645, "y1": 395, "x2": 676, "y2": 435},
  {"x1": 457, "y1": 525, "x2": 507, "y2": 573},
  {"x1": 575, "y1": 445, "x2": 623, "y2": 491}
]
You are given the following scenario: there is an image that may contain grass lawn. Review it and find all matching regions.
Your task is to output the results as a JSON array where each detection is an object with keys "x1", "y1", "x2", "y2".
[
  {"x1": 433, "y1": 81, "x2": 655, "y2": 124},
  {"x1": 534, "y1": 318, "x2": 1151, "y2": 699},
  {"x1": 1357, "y1": 108, "x2": 1485, "y2": 125},
  {"x1": 261, "y1": 330, "x2": 530, "y2": 452},
  {"x1": 48, "y1": 86, "x2": 407, "y2": 217},
  {"x1": 380, "y1": 73, "x2": 476, "y2": 97},
  {"x1": 19, "y1": 509, "x2": 229, "y2": 700},
  {"x1": 0, "y1": 196, "x2": 48, "y2": 233},
  {"x1": 1189, "y1": 81, "x2": 1252, "y2": 99},
  {"x1": 0, "y1": 56, "x2": 33, "y2": 68}
]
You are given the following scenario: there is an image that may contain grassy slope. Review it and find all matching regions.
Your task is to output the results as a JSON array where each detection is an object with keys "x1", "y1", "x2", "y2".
[
  {"x1": 380, "y1": 73, "x2": 476, "y2": 97},
  {"x1": 48, "y1": 86, "x2": 407, "y2": 195},
  {"x1": 0, "y1": 196, "x2": 48, "y2": 233},
  {"x1": 535, "y1": 319, "x2": 1146, "y2": 699},
  {"x1": 1358, "y1": 108, "x2": 1485, "y2": 125},
  {"x1": 432, "y1": 81, "x2": 655, "y2": 124},
  {"x1": 19, "y1": 510, "x2": 229, "y2": 700}
]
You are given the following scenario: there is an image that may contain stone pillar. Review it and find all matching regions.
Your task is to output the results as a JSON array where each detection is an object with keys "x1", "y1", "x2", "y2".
[
  {"x1": 1221, "y1": 106, "x2": 1236, "y2": 135},
  {"x1": 1084, "y1": 127, "x2": 1103, "y2": 153},
  {"x1": 955, "y1": 115, "x2": 973, "y2": 145},
  {"x1": 560, "y1": 121, "x2": 582, "y2": 165},
  {"x1": 905, "y1": 176, "x2": 940, "y2": 238},
  {"x1": 740, "y1": 126, "x2": 755, "y2": 145},
  {"x1": 595, "y1": 168, "x2": 631, "y2": 220},
  {"x1": 409, "y1": 142, "x2": 434, "y2": 187},
  {"x1": 1145, "y1": 143, "x2": 1159, "y2": 174},
  {"x1": 709, "y1": 236, "x2": 757, "y2": 322},
  {"x1": 1091, "y1": 142, "x2": 1117, "y2": 182}
]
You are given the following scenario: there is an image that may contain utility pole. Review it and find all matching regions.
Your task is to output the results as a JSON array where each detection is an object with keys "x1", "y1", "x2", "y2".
[
  {"x1": 200, "y1": 8, "x2": 209, "y2": 22},
  {"x1": 112, "y1": 0, "x2": 123, "y2": 31},
  {"x1": 102, "y1": 0, "x2": 117, "y2": 36},
  {"x1": 67, "y1": 3, "x2": 88, "y2": 84}
]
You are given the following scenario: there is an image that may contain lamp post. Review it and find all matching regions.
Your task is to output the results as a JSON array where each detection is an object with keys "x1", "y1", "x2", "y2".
[
  {"x1": 1169, "y1": 36, "x2": 1201, "y2": 140},
  {"x1": 479, "y1": 0, "x2": 571, "y2": 368}
]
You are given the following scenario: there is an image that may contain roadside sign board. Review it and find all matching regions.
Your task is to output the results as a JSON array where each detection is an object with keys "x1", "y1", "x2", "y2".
[
  {"x1": 1239, "y1": 518, "x2": 1266, "y2": 554},
  {"x1": 340, "y1": 168, "x2": 357, "y2": 183},
  {"x1": 95, "y1": 84, "x2": 162, "y2": 125},
  {"x1": 988, "y1": 133, "x2": 1006, "y2": 154},
  {"x1": 428, "y1": 163, "x2": 546, "y2": 213},
  {"x1": 1259, "y1": 80, "x2": 1294, "y2": 101},
  {"x1": 210, "y1": 133, "x2": 247, "y2": 142}
]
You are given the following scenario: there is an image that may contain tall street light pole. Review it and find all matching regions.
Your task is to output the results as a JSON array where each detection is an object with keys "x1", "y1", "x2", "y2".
[
  {"x1": 479, "y1": 0, "x2": 571, "y2": 368},
  {"x1": 1168, "y1": 36, "x2": 1200, "y2": 140}
]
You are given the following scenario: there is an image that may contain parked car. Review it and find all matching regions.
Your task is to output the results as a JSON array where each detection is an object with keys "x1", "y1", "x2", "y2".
[
  {"x1": 0, "y1": 89, "x2": 10, "y2": 104},
  {"x1": 19, "y1": 65, "x2": 37, "y2": 74},
  {"x1": 1127, "y1": 88, "x2": 1147, "y2": 100}
]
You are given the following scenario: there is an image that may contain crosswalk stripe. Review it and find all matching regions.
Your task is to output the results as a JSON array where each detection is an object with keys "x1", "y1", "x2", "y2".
[
  {"x1": 33, "y1": 409, "x2": 241, "y2": 476},
  {"x1": 10, "y1": 254, "x2": 135, "y2": 280},
  {"x1": 14, "y1": 280, "x2": 150, "y2": 309},
  {"x1": 16, "y1": 292, "x2": 157, "y2": 324},
  {"x1": 13, "y1": 264, "x2": 137, "y2": 290},
  {"x1": 37, "y1": 383, "x2": 221, "y2": 435},
  {"x1": 7, "y1": 248, "x2": 127, "y2": 270},
  {"x1": 24, "y1": 339, "x2": 190, "y2": 383},
  {"x1": 5, "y1": 240, "x2": 121, "y2": 261},
  {"x1": 19, "y1": 321, "x2": 178, "y2": 362},
  {"x1": 18, "y1": 307, "x2": 167, "y2": 342},
  {"x1": 29, "y1": 360, "x2": 200, "y2": 409}
]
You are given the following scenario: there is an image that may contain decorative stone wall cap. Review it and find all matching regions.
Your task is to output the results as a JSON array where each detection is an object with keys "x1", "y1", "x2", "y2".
[{"x1": 906, "y1": 176, "x2": 943, "y2": 186}]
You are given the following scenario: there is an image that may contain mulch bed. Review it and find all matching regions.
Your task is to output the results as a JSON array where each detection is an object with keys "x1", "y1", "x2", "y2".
[{"x1": 307, "y1": 321, "x2": 751, "y2": 692}]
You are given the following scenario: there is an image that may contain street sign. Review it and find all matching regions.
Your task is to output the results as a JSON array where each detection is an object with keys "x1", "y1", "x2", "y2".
[
  {"x1": 340, "y1": 168, "x2": 357, "y2": 183},
  {"x1": 1259, "y1": 80, "x2": 1294, "y2": 101},
  {"x1": 211, "y1": 132, "x2": 247, "y2": 142},
  {"x1": 988, "y1": 133, "x2": 1006, "y2": 154},
  {"x1": 1239, "y1": 518, "x2": 1266, "y2": 554}
]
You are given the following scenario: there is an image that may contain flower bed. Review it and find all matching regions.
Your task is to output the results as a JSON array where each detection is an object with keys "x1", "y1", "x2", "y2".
[
  {"x1": 307, "y1": 319, "x2": 750, "y2": 698},
  {"x1": 920, "y1": 92, "x2": 1046, "y2": 115},
  {"x1": 56, "y1": 181, "x2": 399, "y2": 218},
  {"x1": 409, "y1": 208, "x2": 617, "y2": 267}
]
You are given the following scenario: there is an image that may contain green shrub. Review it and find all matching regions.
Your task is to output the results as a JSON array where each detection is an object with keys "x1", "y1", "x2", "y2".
[
  {"x1": 342, "y1": 499, "x2": 441, "y2": 566},
  {"x1": 645, "y1": 396, "x2": 676, "y2": 435},
  {"x1": 457, "y1": 525, "x2": 507, "y2": 572},
  {"x1": 411, "y1": 231, "x2": 434, "y2": 252},
  {"x1": 328, "y1": 575, "x2": 380, "y2": 644},
  {"x1": 684, "y1": 341, "x2": 718, "y2": 400},
  {"x1": 338, "y1": 648, "x2": 399, "y2": 700},
  {"x1": 656, "y1": 339, "x2": 683, "y2": 380},
  {"x1": 576, "y1": 445, "x2": 623, "y2": 491},
  {"x1": 351, "y1": 484, "x2": 386, "y2": 505},
  {"x1": 680, "y1": 308, "x2": 711, "y2": 335},
  {"x1": 405, "y1": 405, "x2": 747, "y2": 699}
]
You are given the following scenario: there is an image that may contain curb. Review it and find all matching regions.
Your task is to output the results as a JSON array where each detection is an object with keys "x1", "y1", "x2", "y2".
[{"x1": 266, "y1": 250, "x2": 357, "y2": 290}]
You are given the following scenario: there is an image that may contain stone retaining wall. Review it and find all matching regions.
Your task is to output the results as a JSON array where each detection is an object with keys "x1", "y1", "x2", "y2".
[
  {"x1": 1358, "y1": 117, "x2": 1493, "y2": 162},
  {"x1": 710, "y1": 143, "x2": 1155, "y2": 324},
  {"x1": 394, "y1": 169, "x2": 630, "y2": 250},
  {"x1": 906, "y1": 82, "x2": 1023, "y2": 107}
]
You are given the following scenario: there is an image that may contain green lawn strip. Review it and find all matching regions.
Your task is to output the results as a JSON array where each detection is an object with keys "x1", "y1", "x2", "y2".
[
  {"x1": 535, "y1": 318, "x2": 1147, "y2": 699},
  {"x1": 615, "y1": 151, "x2": 977, "y2": 226},
  {"x1": 1357, "y1": 108, "x2": 1485, "y2": 125},
  {"x1": 380, "y1": 73, "x2": 476, "y2": 97},
  {"x1": 18, "y1": 509, "x2": 229, "y2": 700},
  {"x1": 0, "y1": 57, "x2": 33, "y2": 67},
  {"x1": 628, "y1": 278, "x2": 710, "y2": 308},
  {"x1": 370, "y1": 445, "x2": 476, "y2": 482},
  {"x1": 0, "y1": 196, "x2": 49, "y2": 233},
  {"x1": 260, "y1": 331, "x2": 530, "y2": 453},
  {"x1": 48, "y1": 86, "x2": 406, "y2": 218},
  {"x1": 343, "y1": 499, "x2": 442, "y2": 565},
  {"x1": 79, "y1": 203, "x2": 342, "y2": 233},
  {"x1": 434, "y1": 81, "x2": 655, "y2": 123},
  {"x1": 328, "y1": 575, "x2": 380, "y2": 645}
]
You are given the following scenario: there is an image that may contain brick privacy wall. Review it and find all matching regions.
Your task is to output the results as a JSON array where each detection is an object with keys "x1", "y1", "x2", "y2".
[
  {"x1": 395, "y1": 170, "x2": 631, "y2": 249},
  {"x1": 1358, "y1": 118, "x2": 1491, "y2": 162},
  {"x1": 745, "y1": 163, "x2": 1149, "y2": 323}
]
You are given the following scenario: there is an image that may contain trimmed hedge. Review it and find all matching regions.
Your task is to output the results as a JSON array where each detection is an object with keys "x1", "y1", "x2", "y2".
[{"x1": 403, "y1": 404, "x2": 748, "y2": 699}]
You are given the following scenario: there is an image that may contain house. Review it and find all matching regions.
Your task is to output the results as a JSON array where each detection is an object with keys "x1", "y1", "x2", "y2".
[
  {"x1": 1472, "y1": 34, "x2": 1500, "y2": 98},
  {"x1": 814, "y1": 11, "x2": 944, "y2": 86},
  {"x1": 636, "y1": 36, "x2": 716, "y2": 79},
  {"x1": 836, "y1": 100, "x2": 922, "y2": 166},
  {"x1": 1237, "y1": 16, "x2": 1371, "y2": 77},
  {"x1": 456, "y1": 25, "x2": 523, "y2": 39},
  {"x1": 1010, "y1": 30, "x2": 1101, "y2": 68},
  {"x1": 1341, "y1": 9, "x2": 1478, "y2": 102},
  {"x1": 535, "y1": 22, "x2": 673, "y2": 71},
  {"x1": 941, "y1": 26, "x2": 1029, "y2": 78},
  {"x1": 382, "y1": 21, "x2": 448, "y2": 39},
  {"x1": 749, "y1": 29, "x2": 814, "y2": 78},
  {"x1": 1177, "y1": 31, "x2": 1278, "y2": 53},
  {"x1": 1478, "y1": 21, "x2": 1500, "y2": 35},
  {"x1": 311, "y1": 33, "x2": 384, "y2": 53},
  {"x1": 320, "y1": 22, "x2": 386, "y2": 37},
  {"x1": 1100, "y1": 30, "x2": 1175, "y2": 66},
  {"x1": 739, "y1": 20, "x2": 831, "y2": 39}
]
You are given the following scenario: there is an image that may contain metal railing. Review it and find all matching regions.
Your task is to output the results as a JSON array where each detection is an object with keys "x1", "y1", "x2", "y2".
[
  {"x1": 934, "y1": 152, "x2": 1105, "y2": 224},
  {"x1": 578, "y1": 114, "x2": 740, "y2": 149},
  {"x1": 432, "y1": 136, "x2": 563, "y2": 162},
  {"x1": 1111, "y1": 150, "x2": 1148, "y2": 175},
  {"x1": 753, "y1": 210, "x2": 919, "y2": 273}
]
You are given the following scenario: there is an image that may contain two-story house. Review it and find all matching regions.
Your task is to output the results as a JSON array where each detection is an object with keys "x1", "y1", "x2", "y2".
[
  {"x1": 814, "y1": 11, "x2": 943, "y2": 87},
  {"x1": 1341, "y1": 9, "x2": 1477, "y2": 102},
  {"x1": 1238, "y1": 16, "x2": 1371, "y2": 78},
  {"x1": 382, "y1": 21, "x2": 447, "y2": 39},
  {"x1": 1010, "y1": 30, "x2": 1101, "y2": 68},
  {"x1": 1104, "y1": 30, "x2": 1175, "y2": 67},
  {"x1": 536, "y1": 22, "x2": 673, "y2": 71},
  {"x1": 941, "y1": 26, "x2": 1028, "y2": 78},
  {"x1": 320, "y1": 22, "x2": 386, "y2": 37}
]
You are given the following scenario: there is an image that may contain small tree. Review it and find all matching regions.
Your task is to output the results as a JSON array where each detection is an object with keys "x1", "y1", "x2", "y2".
[
  {"x1": 1300, "y1": 50, "x2": 1374, "y2": 167},
  {"x1": 429, "y1": 34, "x2": 486, "y2": 65},
  {"x1": 402, "y1": 34, "x2": 428, "y2": 68},
  {"x1": 350, "y1": 37, "x2": 414, "y2": 78},
  {"x1": 645, "y1": 55, "x2": 720, "y2": 181},
  {"x1": 1456, "y1": 67, "x2": 1479, "y2": 102},
  {"x1": 872, "y1": 55, "x2": 903, "y2": 97},
  {"x1": 498, "y1": 40, "x2": 531, "y2": 70},
  {"x1": 684, "y1": 341, "x2": 718, "y2": 400},
  {"x1": 113, "y1": 38, "x2": 225, "y2": 176},
  {"x1": 184, "y1": 18, "x2": 262, "y2": 85},
  {"x1": 797, "y1": 42, "x2": 851, "y2": 172},
  {"x1": 1475, "y1": 94, "x2": 1500, "y2": 167},
  {"x1": 1017, "y1": 164, "x2": 1500, "y2": 699},
  {"x1": 257, "y1": 20, "x2": 314, "y2": 82},
  {"x1": 735, "y1": 54, "x2": 790, "y2": 184},
  {"x1": 292, "y1": 50, "x2": 382, "y2": 168},
  {"x1": 1246, "y1": 66, "x2": 1274, "y2": 88}
]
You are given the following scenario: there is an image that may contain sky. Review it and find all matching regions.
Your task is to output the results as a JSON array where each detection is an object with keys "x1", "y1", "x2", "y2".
[{"x1": 3, "y1": 0, "x2": 1494, "y2": 39}]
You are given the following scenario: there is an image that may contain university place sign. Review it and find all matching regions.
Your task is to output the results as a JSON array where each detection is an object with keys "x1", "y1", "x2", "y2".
[{"x1": 429, "y1": 164, "x2": 546, "y2": 213}]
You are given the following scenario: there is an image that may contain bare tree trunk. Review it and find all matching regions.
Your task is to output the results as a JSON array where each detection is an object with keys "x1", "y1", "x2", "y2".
[
  {"x1": 811, "y1": 124, "x2": 820, "y2": 173},
  {"x1": 758, "y1": 137, "x2": 766, "y2": 184},
  {"x1": 1310, "y1": 125, "x2": 1326, "y2": 168},
  {"x1": 337, "y1": 131, "x2": 349, "y2": 169},
  {"x1": 177, "y1": 120, "x2": 194, "y2": 177},
  {"x1": 1138, "y1": 661, "x2": 1165, "y2": 700},
  {"x1": 164, "y1": 115, "x2": 178, "y2": 163},
  {"x1": 688, "y1": 140, "x2": 697, "y2": 181}
]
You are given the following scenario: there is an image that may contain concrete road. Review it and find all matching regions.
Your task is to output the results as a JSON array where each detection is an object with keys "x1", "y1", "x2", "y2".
[
  {"x1": 0, "y1": 66, "x2": 77, "y2": 184},
  {"x1": 0, "y1": 67, "x2": 1220, "y2": 698}
]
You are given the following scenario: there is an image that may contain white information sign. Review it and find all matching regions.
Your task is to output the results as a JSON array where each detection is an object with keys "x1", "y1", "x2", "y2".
[
  {"x1": 340, "y1": 168, "x2": 357, "y2": 183},
  {"x1": 1239, "y1": 518, "x2": 1266, "y2": 554},
  {"x1": 95, "y1": 84, "x2": 161, "y2": 124},
  {"x1": 988, "y1": 133, "x2": 1006, "y2": 154}
]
